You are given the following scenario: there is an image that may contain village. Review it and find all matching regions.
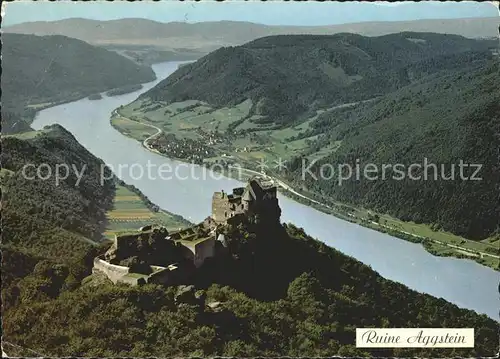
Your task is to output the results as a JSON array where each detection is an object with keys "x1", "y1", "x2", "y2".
[
  {"x1": 93, "y1": 177, "x2": 281, "y2": 286},
  {"x1": 148, "y1": 133, "x2": 217, "y2": 164}
]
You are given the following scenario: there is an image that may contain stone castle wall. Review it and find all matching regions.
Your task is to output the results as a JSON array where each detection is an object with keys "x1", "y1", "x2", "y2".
[
  {"x1": 147, "y1": 266, "x2": 171, "y2": 285},
  {"x1": 93, "y1": 256, "x2": 130, "y2": 284},
  {"x1": 95, "y1": 179, "x2": 280, "y2": 287},
  {"x1": 194, "y1": 238, "x2": 215, "y2": 268},
  {"x1": 182, "y1": 238, "x2": 216, "y2": 268},
  {"x1": 212, "y1": 193, "x2": 230, "y2": 223},
  {"x1": 113, "y1": 234, "x2": 144, "y2": 259},
  {"x1": 93, "y1": 257, "x2": 178, "y2": 286}
]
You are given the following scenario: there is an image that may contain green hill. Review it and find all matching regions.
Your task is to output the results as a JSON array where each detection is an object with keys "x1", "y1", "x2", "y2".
[
  {"x1": 0, "y1": 124, "x2": 187, "y2": 328},
  {"x1": 288, "y1": 61, "x2": 500, "y2": 240},
  {"x1": 1, "y1": 125, "x2": 116, "y2": 260},
  {"x1": 1, "y1": 33, "x2": 155, "y2": 122},
  {"x1": 1, "y1": 124, "x2": 189, "y2": 270},
  {"x1": 1, "y1": 125, "x2": 117, "y2": 323},
  {"x1": 4, "y1": 17, "x2": 499, "y2": 52},
  {"x1": 141, "y1": 32, "x2": 495, "y2": 126}
]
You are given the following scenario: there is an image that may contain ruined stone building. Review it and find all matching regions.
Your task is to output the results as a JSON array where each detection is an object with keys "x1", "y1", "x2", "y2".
[
  {"x1": 212, "y1": 177, "x2": 281, "y2": 224},
  {"x1": 93, "y1": 177, "x2": 281, "y2": 286},
  {"x1": 93, "y1": 222, "x2": 218, "y2": 286}
]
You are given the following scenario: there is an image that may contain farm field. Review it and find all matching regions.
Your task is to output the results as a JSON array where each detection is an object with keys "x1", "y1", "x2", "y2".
[
  {"x1": 105, "y1": 185, "x2": 191, "y2": 238},
  {"x1": 4, "y1": 129, "x2": 49, "y2": 140},
  {"x1": 26, "y1": 101, "x2": 53, "y2": 109},
  {"x1": 352, "y1": 208, "x2": 499, "y2": 268},
  {"x1": 119, "y1": 98, "x2": 253, "y2": 137},
  {"x1": 110, "y1": 116, "x2": 157, "y2": 140}
]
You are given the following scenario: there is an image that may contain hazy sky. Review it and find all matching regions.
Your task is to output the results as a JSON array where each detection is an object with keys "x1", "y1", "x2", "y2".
[{"x1": 2, "y1": 1, "x2": 499, "y2": 27}]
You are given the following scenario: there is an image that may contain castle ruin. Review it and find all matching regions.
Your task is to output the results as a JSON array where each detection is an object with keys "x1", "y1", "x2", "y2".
[
  {"x1": 93, "y1": 177, "x2": 281, "y2": 286},
  {"x1": 212, "y1": 177, "x2": 281, "y2": 224}
]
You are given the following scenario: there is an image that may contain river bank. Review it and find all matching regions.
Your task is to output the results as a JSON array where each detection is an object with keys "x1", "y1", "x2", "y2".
[
  {"x1": 31, "y1": 60, "x2": 499, "y2": 319},
  {"x1": 24, "y1": 79, "x2": 156, "y2": 125}
]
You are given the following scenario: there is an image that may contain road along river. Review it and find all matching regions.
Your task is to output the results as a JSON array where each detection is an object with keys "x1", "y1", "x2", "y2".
[{"x1": 32, "y1": 61, "x2": 499, "y2": 320}]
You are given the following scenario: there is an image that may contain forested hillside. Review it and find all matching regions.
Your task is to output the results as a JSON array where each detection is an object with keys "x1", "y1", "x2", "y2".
[
  {"x1": 288, "y1": 61, "x2": 500, "y2": 240},
  {"x1": 1, "y1": 33, "x2": 155, "y2": 121},
  {"x1": 1, "y1": 125, "x2": 116, "y2": 259},
  {"x1": 3, "y1": 218, "x2": 498, "y2": 357},
  {"x1": 142, "y1": 32, "x2": 496, "y2": 125},
  {"x1": 0, "y1": 124, "x2": 184, "y2": 317},
  {"x1": 1, "y1": 125, "x2": 117, "y2": 328}
]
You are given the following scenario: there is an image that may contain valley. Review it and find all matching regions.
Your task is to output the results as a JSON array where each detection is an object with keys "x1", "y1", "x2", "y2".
[
  {"x1": 2, "y1": 5, "x2": 500, "y2": 357},
  {"x1": 3, "y1": 120, "x2": 499, "y2": 356},
  {"x1": 110, "y1": 32, "x2": 500, "y2": 269},
  {"x1": 28, "y1": 61, "x2": 500, "y2": 322}
]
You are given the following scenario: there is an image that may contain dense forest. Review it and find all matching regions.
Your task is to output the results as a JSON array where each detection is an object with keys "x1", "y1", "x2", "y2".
[
  {"x1": 142, "y1": 32, "x2": 496, "y2": 126},
  {"x1": 287, "y1": 61, "x2": 500, "y2": 240},
  {"x1": 3, "y1": 216, "x2": 498, "y2": 357},
  {"x1": 1, "y1": 125, "x2": 117, "y2": 343},
  {"x1": 1, "y1": 33, "x2": 155, "y2": 121},
  {"x1": 1, "y1": 125, "x2": 116, "y2": 259}
]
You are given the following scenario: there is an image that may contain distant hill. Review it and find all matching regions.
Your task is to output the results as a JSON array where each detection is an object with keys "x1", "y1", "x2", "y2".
[
  {"x1": 4, "y1": 17, "x2": 499, "y2": 53},
  {"x1": 1, "y1": 33, "x2": 155, "y2": 121},
  {"x1": 5, "y1": 17, "x2": 497, "y2": 65},
  {"x1": 141, "y1": 32, "x2": 496, "y2": 125}
]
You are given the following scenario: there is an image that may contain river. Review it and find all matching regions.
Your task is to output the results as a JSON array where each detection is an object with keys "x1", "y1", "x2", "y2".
[{"x1": 32, "y1": 61, "x2": 499, "y2": 320}]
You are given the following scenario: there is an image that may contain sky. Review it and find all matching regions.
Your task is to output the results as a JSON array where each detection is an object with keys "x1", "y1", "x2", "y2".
[{"x1": 2, "y1": 1, "x2": 499, "y2": 27}]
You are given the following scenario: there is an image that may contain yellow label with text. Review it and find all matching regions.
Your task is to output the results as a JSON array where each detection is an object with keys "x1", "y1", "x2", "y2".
[{"x1": 356, "y1": 328, "x2": 474, "y2": 348}]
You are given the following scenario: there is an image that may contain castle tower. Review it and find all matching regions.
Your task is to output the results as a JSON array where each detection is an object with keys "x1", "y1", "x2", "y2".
[
  {"x1": 211, "y1": 191, "x2": 228, "y2": 223},
  {"x1": 242, "y1": 188, "x2": 253, "y2": 211}
]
